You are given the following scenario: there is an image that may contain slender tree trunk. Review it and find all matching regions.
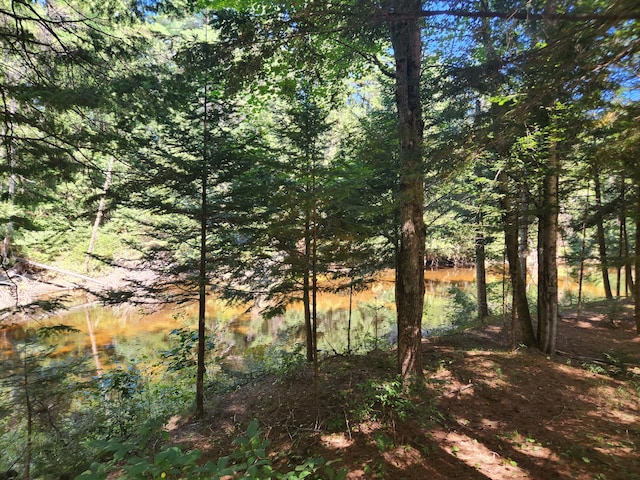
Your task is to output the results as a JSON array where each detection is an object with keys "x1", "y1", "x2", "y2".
[
  {"x1": 577, "y1": 189, "x2": 589, "y2": 318},
  {"x1": 617, "y1": 177, "x2": 626, "y2": 297},
  {"x1": 594, "y1": 171, "x2": 613, "y2": 299},
  {"x1": 617, "y1": 211, "x2": 623, "y2": 298},
  {"x1": 499, "y1": 171, "x2": 536, "y2": 346},
  {"x1": 624, "y1": 221, "x2": 633, "y2": 296},
  {"x1": 303, "y1": 214, "x2": 313, "y2": 362},
  {"x1": 473, "y1": 103, "x2": 488, "y2": 323},
  {"x1": 634, "y1": 185, "x2": 640, "y2": 334},
  {"x1": 388, "y1": 0, "x2": 425, "y2": 381},
  {"x1": 85, "y1": 157, "x2": 115, "y2": 272},
  {"x1": 519, "y1": 189, "x2": 530, "y2": 283},
  {"x1": 196, "y1": 156, "x2": 208, "y2": 418},
  {"x1": 475, "y1": 222, "x2": 489, "y2": 323},
  {"x1": 196, "y1": 48, "x2": 209, "y2": 418},
  {"x1": 537, "y1": 148, "x2": 560, "y2": 355},
  {"x1": 347, "y1": 280, "x2": 353, "y2": 354},
  {"x1": 311, "y1": 156, "x2": 319, "y2": 386}
]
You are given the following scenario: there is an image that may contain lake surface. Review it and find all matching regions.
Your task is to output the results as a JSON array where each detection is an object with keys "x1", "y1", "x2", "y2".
[{"x1": 0, "y1": 267, "x2": 612, "y2": 374}]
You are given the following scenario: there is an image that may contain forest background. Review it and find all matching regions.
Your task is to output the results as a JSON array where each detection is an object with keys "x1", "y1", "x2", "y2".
[{"x1": 1, "y1": 0, "x2": 639, "y2": 479}]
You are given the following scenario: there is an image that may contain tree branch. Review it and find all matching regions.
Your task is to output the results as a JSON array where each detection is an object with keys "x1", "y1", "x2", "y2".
[{"x1": 418, "y1": 8, "x2": 640, "y2": 22}]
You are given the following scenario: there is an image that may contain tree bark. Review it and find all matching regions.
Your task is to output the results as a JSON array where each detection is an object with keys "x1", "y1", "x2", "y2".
[
  {"x1": 623, "y1": 216, "x2": 634, "y2": 296},
  {"x1": 388, "y1": 0, "x2": 425, "y2": 381},
  {"x1": 635, "y1": 185, "x2": 640, "y2": 334},
  {"x1": 196, "y1": 49, "x2": 210, "y2": 418},
  {"x1": 475, "y1": 218, "x2": 489, "y2": 323},
  {"x1": 537, "y1": 147, "x2": 559, "y2": 355},
  {"x1": 518, "y1": 189, "x2": 530, "y2": 283},
  {"x1": 499, "y1": 171, "x2": 536, "y2": 346},
  {"x1": 303, "y1": 213, "x2": 313, "y2": 362},
  {"x1": 577, "y1": 189, "x2": 589, "y2": 318},
  {"x1": 593, "y1": 171, "x2": 613, "y2": 299}
]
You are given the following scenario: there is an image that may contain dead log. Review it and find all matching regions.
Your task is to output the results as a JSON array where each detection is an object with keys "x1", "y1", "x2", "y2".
[{"x1": 15, "y1": 258, "x2": 111, "y2": 288}]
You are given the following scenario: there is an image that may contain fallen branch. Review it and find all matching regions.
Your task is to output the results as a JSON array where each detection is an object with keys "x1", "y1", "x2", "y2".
[
  {"x1": 440, "y1": 384, "x2": 474, "y2": 398},
  {"x1": 556, "y1": 350, "x2": 640, "y2": 369},
  {"x1": 15, "y1": 258, "x2": 111, "y2": 288}
]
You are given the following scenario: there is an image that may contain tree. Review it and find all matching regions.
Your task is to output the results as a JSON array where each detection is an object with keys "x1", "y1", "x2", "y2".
[{"x1": 0, "y1": 0, "x2": 153, "y2": 270}]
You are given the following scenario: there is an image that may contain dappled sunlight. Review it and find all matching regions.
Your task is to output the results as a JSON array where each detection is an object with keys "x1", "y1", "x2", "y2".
[
  {"x1": 435, "y1": 430, "x2": 531, "y2": 479},
  {"x1": 425, "y1": 321, "x2": 640, "y2": 479},
  {"x1": 320, "y1": 432, "x2": 354, "y2": 449}
]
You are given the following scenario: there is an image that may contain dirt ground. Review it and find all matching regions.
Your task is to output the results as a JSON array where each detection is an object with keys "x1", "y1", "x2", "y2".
[{"x1": 169, "y1": 302, "x2": 640, "y2": 480}]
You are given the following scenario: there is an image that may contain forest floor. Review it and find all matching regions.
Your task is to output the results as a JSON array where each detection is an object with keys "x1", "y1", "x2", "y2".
[{"x1": 168, "y1": 302, "x2": 640, "y2": 480}]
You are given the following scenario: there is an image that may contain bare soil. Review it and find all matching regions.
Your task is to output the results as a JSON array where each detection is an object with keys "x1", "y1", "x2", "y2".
[{"x1": 168, "y1": 302, "x2": 640, "y2": 480}]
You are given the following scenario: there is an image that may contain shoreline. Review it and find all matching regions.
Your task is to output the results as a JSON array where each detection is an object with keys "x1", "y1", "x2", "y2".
[{"x1": 0, "y1": 262, "x2": 158, "y2": 318}]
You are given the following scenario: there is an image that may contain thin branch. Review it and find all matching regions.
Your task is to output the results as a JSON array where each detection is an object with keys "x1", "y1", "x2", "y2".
[
  {"x1": 329, "y1": 37, "x2": 395, "y2": 78},
  {"x1": 418, "y1": 8, "x2": 640, "y2": 22}
]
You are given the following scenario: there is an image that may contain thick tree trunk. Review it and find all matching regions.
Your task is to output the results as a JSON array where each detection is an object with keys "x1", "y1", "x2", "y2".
[
  {"x1": 388, "y1": 0, "x2": 425, "y2": 381},
  {"x1": 499, "y1": 171, "x2": 536, "y2": 346},
  {"x1": 593, "y1": 172, "x2": 613, "y2": 299},
  {"x1": 537, "y1": 149, "x2": 560, "y2": 355}
]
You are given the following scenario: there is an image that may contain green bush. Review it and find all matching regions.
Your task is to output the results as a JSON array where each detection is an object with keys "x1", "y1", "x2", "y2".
[{"x1": 76, "y1": 419, "x2": 346, "y2": 480}]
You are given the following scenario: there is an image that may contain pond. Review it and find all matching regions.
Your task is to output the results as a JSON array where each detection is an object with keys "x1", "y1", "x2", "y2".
[{"x1": 0, "y1": 266, "x2": 611, "y2": 375}]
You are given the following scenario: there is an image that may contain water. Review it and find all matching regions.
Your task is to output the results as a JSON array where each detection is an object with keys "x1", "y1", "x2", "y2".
[{"x1": 0, "y1": 267, "x2": 610, "y2": 372}]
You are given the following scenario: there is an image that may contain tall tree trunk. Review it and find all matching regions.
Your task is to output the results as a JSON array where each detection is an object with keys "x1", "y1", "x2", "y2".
[
  {"x1": 473, "y1": 102, "x2": 489, "y2": 323},
  {"x1": 311, "y1": 155, "x2": 319, "y2": 388},
  {"x1": 196, "y1": 50, "x2": 209, "y2": 418},
  {"x1": 624, "y1": 218, "x2": 634, "y2": 296},
  {"x1": 475, "y1": 216, "x2": 489, "y2": 323},
  {"x1": 196, "y1": 151, "x2": 208, "y2": 419},
  {"x1": 634, "y1": 185, "x2": 640, "y2": 334},
  {"x1": 499, "y1": 171, "x2": 536, "y2": 346},
  {"x1": 303, "y1": 214, "x2": 313, "y2": 362},
  {"x1": 593, "y1": 171, "x2": 613, "y2": 299},
  {"x1": 388, "y1": 0, "x2": 425, "y2": 381},
  {"x1": 620, "y1": 180, "x2": 634, "y2": 297},
  {"x1": 577, "y1": 189, "x2": 589, "y2": 318},
  {"x1": 519, "y1": 189, "x2": 530, "y2": 283},
  {"x1": 617, "y1": 177, "x2": 626, "y2": 297},
  {"x1": 617, "y1": 208, "x2": 623, "y2": 298},
  {"x1": 85, "y1": 157, "x2": 115, "y2": 272},
  {"x1": 537, "y1": 149, "x2": 560, "y2": 355}
]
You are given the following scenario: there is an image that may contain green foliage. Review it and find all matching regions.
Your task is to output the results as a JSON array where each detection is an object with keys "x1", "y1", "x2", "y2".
[
  {"x1": 356, "y1": 378, "x2": 413, "y2": 421},
  {"x1": 77, "y1": 419, "x2": 346, "y2": 480},
  {"x1": 445, "y1": 286, "x2": 477, "y2": 328},
  {"x1": 244, "y1": 338, "x2": 306, "y2": 380},
  {"x1": 160, "y1": 326, "x2": 219, "y2": 373}
]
